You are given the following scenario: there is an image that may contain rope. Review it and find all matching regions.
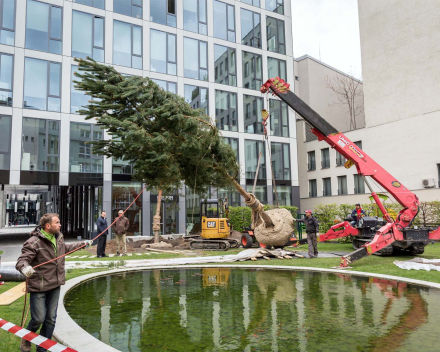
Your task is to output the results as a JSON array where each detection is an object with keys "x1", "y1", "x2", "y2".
[{"x1": 20, "y1": 184, "x2": 147, "y2": 328}]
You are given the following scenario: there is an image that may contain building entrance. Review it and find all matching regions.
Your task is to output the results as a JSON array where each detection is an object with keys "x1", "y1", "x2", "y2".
[{"x1": 150, "y1": 194, "x2": 179, "y2": 236}]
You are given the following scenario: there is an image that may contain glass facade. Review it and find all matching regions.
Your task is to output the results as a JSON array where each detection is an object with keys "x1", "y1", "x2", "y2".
[
  {"x1": 112, "y1": 182, "x2": 142, "y2": 236},
  {"x1": 269, "y1": 99, "x2": 288, "y2": 137},
  {"x1": 223, "y1": 137, "x2": 239, "y2": 161},
  {"x1": 152, "y1": 79, "x2": 177, "y2": 94},
  {"x1": 71, "y1": 65, "x2": 89, "y2": 114},
  {"x1": 70, "y1": 123, "x2": 103, "y2": 173},
  {"x1": 242, "y1": 51, "x2": 262, "y2": 90},
  {"x1": 274, "y1": 186, "x2": 291, "y2": 206},
  {"x1": 72, "y1": 11, "x2": 104, "y2": 62},
  {"x1": 184, "y1": 85, "x2": 209, "y2": 115},
  {"x1": 242, "y1": 0, "x2": 260, "y2": 7},
  {"x1": 271, "y1": 142, "x2": 290, "y2": 180},
  {"x1": 21, "y1": 118, "x2": 59, "y2": 172},
  {"x1": 183, "y1": 0, "x2": 207, "y2": 34},
  {"x1": 267, "y1": 57, "x2": 286, "y2": 80},
  {"x1": 73, "y1": 0, "x2": 105, "y2": 9},
  {"x1": 266, "y1": 0, "x2": 284, "y2": 14},
  {"x1": 0, "y1": 0, "x2": 15, "y2": 46},
  {"x1": 241, "y1": 8, "x2": 261, "y2": 48},
  {"x1": 245, "y1": 140, "x2": 265, "y2": 179},
  {"x1": 184, "y1": 37, "x2": 208, "y2": 81},
  {"x1": 113, "y1": 21, "x2": 142, "y2": 69},
  {"x1": 24, "y1": 58, "x2": 61, "y2": 112},
  {"x1": 114, "y1": 0, "x2": 142, "y2": 19},
  {"x1": 0, "y1": 115, "x2": 11, "y2": 170},
  {"x1": 215, "y1": 90, "x2": 237, "y2": 132},
  {"x1": 213, "y1": 1, "x2": 235, "y2": 42},
  {"x1": 150, "y1": 0, "x2": 176, "y2": 27},
  {"x1": 25, "y1": 0, "x2": 62, "y2": 54},
  {"x1": 246, "y1": 185, "x2": 267, "y2": 204},
  {"x1": 267, "y1": 17, "x2": 285, "y2": 54},
  {"x1": 214, "y1": 45, "x2": 236, "y2": 86},
  {"x1": 150, "y1": 30, "x2": 176, "y2": 75},
  {"x1": 243, "y1": 95, "x2": 263, "y2": 134},
  {"x1": 0, "y1": 53, "x2": 13, "y2": 106}
]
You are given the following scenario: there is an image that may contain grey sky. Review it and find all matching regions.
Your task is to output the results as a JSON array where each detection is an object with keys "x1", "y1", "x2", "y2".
[{"x1": 291, "y1": 0, "x2": 362, "y2": 79}]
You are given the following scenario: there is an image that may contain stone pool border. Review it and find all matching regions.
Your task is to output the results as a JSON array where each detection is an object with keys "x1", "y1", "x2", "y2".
[{"x1": 54, "y1": 265, "x2": 440, "y2": 351}]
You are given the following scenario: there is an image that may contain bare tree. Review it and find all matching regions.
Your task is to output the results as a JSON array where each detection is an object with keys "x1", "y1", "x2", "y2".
[{"x1": 323, "y1": 74, "x2": 364, "y2": 130}]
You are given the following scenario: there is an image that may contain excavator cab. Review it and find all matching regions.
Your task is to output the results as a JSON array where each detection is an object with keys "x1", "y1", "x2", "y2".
[{"x1": 200, "y1": 199, "x2": 230, "y2": 239}]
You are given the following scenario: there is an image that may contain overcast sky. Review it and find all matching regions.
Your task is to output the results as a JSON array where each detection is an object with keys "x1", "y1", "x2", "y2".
[{"x1": 291, "y1": 0, "x2": 362, "y2": 79}]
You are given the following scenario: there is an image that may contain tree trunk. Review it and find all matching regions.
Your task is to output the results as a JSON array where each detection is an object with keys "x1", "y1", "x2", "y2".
[{"x1": 153, "y1": 189, "x2": 162, "y2": 243}]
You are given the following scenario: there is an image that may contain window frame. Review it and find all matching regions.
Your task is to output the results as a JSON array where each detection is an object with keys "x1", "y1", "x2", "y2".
[
  {"x1": 0, "y1": 0, "x2": 16, "y2": 45},
  {"x1": 336, "y1": 151, "x2": 346, "y2": 167},
  {"x1": 152, "y1": 79, "x2": 177, "y2": 94},
  {"x1": 241, "y1": 0, "x2": 260, "y2": 7},
  {"x1": 354, "y1": 174, "x2": 365, "y2": 194},
  {"x1": 69, "y1": 122, "x2": 103, "y2": 173},
  {"x1": 183, "y1": 0, "x2": 207, "y2": 34},
  {"x1": 150, "y1": 29, "x2": 177, "y2": 75},
  {"x1": 0, "y1": 114, "x2": 12, "y2": 170},
  {"x1": 337, "y1": 175, "x2": 347, "y2": 195},
  {"x1": 271, "y1": 142, "x2": 290, "y2": 181},
  {"x1": 25, "y1": 0, "x2": 63, "y2": 54},
  {"x1": 322, "y1": 177, "x2": 331, "y2": 197},
  {"x1": 72, "y1": 10, "x2": 105, "y2": 62},
  {"x1": 243, "y1": 94, "x2": 264, "y2": 134},
  {"x1": 113, "y1": 0, "x2": 142, "y2": 19},
  {"x1": 113, "y1": 20, "x2": 143, "y2": 69},
  {"x1": 184, "y1": 37, "x2": 208, "y2": 81},
  {"x1": 223, "y1": 137, "x2": 239, "y2": 162},
  {"x1": 245, "y1": 139, "x2": 266, "y2": 180},
  {"x1": 73, "y1": 0, "x2": 105, "y2": 9},
  {"x1": 0, "y1": 53, "x2": 13, "y2": 106},
  {"x1": 266, "y1": 16, "x2": 285, "y2": 54},
  {"x1": 309, "y1": 179, "x2": 317, "y2": 198},
  {"x1": 321, "y1": 148, "x2": 330, "y2": 169},
  {"x1": 269, "y1": 99, "x2": 288, "y2": 137},
  {"x1": 23, "y1": 57, "x2": 62, "y2": 112},
  {"x1": 213, "y1": 0, "x2": 235, "y2": 42},
  {"x1": 242, "y1": 51, "x2": 262, "y2": 90},
  {"x1": 214, "y1": 44, "x2": 237, "y2": 86},
  {"x1": 215, "y1": 90, "x2": 238, "y2": 132},
  {"x1": 307, "y1": 151, "x2": 316, "y2": 171},
  {"x1": 240, "y1": 8, "x2": 261, "y2": 48},
  {"x1": 184, "y1": 84, "x2": 209, "y2": 115},
  {"x1": 21, "y1": 117, "x2": 60, "y2": 172},
  {"x1": 150, "y1": 0, "x2": 176, "y2": 27},
  {"x1": 266, "y1": 0, "x2": 284, "y2": 14},
  {"x1": 267, "y1": 56, "x2": 286, "y2": 80}
]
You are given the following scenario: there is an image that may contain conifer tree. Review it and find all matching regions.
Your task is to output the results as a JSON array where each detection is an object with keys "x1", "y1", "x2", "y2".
[{"x1": 73, "y1": 58, "x2": 239, "y2": 242}]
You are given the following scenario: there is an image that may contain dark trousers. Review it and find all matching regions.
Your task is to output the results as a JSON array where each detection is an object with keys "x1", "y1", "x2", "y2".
[
  {"x1": 307, "y1": 232, "x2": 318, "y2": 258},
  {"x1": 27, "y1": 287, "x2": 60, "y2": 352},
  {"x1": 97, "y1": 233, "x2": 107, "y2": 256}
]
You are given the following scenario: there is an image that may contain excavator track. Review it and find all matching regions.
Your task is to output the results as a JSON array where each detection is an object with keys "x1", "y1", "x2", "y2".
[{"x1": 189, "y1": 239, "x2": 231, "y2": 251}]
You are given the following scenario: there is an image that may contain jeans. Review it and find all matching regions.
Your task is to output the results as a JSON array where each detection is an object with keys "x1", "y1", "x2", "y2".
[
  {"x1": 27, "y1": 287, "x2": 60, "y2": 352},
  {"x1": 350, "y1": 220, "x2": 357, "y2": 226}
]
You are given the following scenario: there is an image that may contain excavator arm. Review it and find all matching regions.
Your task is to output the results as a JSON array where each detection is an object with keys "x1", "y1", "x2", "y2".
[{"x1": 261, "y1": 77, "x2": 440, "y2": 266}]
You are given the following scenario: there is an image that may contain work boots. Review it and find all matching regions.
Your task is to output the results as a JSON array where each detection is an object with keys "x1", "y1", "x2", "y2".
[{"x1": 20, "y1": 338, "x2": 31, "y2": 352}]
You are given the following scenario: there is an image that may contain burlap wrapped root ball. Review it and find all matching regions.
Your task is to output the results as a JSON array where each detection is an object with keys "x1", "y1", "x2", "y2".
[{"x1": 254, "y1": 208, "x2": 295, "y2": 246}]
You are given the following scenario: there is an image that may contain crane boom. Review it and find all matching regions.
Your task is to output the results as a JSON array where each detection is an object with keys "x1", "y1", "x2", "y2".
[{"x1": 261, "y1": 77, "x2": 440, "y2": 266}]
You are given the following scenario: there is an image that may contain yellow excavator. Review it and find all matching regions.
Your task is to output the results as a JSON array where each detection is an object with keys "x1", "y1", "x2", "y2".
[{"x1": 189, "y1": 198, "x2": 239, "y2": 250}]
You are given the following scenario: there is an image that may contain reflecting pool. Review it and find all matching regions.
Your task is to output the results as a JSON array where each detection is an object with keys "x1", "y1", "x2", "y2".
[{"x1": 65, "y1": 268, "x2": 440, "y2": 352}]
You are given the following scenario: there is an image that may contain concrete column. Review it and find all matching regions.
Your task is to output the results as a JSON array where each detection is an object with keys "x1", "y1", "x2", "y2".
[
  {"x1": 0, "y1": 191, "x2": 5, "y2": 228},
  {"x1": 178, "y1": 186, "x2": 186, "y2": 235},
  {"x1": 103, "y1": 180, "x2": 112, "y2": 239},
  {"x1": 267, "y1": 184, "x2": 273, "y2": 205},
  {"x1": 142, "y1": 187, "x2": 151, "y2": 236}
]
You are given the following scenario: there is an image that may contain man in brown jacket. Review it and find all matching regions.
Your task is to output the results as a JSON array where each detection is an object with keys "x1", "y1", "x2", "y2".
[
  {"x1": 16, "y1": 213, "x2": 92, "y2": 352},
  {"x1": 113, "y1": 210, "x2": 129, "y2": 256}
]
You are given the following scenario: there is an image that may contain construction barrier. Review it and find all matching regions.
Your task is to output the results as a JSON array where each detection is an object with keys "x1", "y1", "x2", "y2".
[{"x1": 0, "y1": 318, "x2": 77, "y2": 352}]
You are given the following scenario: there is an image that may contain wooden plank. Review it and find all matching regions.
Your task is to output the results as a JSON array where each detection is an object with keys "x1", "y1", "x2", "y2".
[{"x1": 0, "y1": 282, "x2": 26, "y2": 306}]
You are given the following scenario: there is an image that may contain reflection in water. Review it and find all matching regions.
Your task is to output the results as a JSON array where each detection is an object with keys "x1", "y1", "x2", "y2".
[{"x1": 65, "y1": 269, "x2": 440, "y2": 352}]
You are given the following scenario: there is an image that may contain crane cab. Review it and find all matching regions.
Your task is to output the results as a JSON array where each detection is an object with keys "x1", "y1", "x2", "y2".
[{"x1": 200, "y1": 199, "x2": 231, "y2": 239}]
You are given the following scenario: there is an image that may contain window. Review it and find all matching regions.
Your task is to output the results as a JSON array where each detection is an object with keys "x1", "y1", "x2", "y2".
[
  {"x1": 275, "y1": 186, "x2": 291, "y2": 206},
  {"x1": 113, "y1": 158, "x2": 132, "y2": 175},
  {"x1": 70, "y1": 123, "x2": 103, "y2": 173},
  {"x1": 245, "y1": 140, "x2": 265, "y2": 179},
  {"x1": 269, "y1": 99, "x2": 288, "y2": 137},
  {"x1": 268, "y1": 57, "x2": 286, "y2": 80},
  {"x1": 214, "y1": 45, "x2": 236, "y2": 86},
  {"x1": 184, "y1": 85, "x2": 208, "y2": 115},
  {"x1": 354, "y1": 174, "x2": 365, "y2": 194},
  {"x1": 307, "y1": 151, "x2": 316, "y2": 171},
  {"x1": 338, "y1": 176, "x2": 347, "y2": 195},
  {"x1": 242, "y1": 51, "x2": 262, "y2": 90},
  {"x1": 73, "y1": 0, "x2": 105, "y2": 9},
  {"x1": 150, "y1": 30, "x2": 176, "y2": 75},
  {"x1": 21, "y1": 118, "x2": 59, "y2": 172},
  {"x1": 183, "y1": 0, "x2": 207, "y2": 34},
  {"x1": 72, "y1": 11, "x2": 104, "y2": 62},
  {"x1": 113, "y1": 21, "x2": 142, "y2": 69},
  {"x1": 266, "y1": 17, "x2": 285, "y2": 54},
  {"x1": 213, "y1": 1, "x2": 235, "y2": 42},
  {"x1": 152, "y1": 79, "x2": 177, "y2": 94},
  {"x1": 0, "y1": 53, "x2": 13, "y2": 106},
  {"x1": 24, "y1": 58, "x2": 61, "y2": 112},
  {"x1": 0, "y1": 115, "x2": 11, "y2": 169},
  {"x1": 0, "y1": 0, "x2": 15, "y2": 45},
  {"x1": 323, "y1": 177, "x2": 331, "y2": 197},
  {"x1": 215, "y1": 90, "x2": 237, "y2": 132},
  {"x1": 184, "y1": 37, "x2": 208, "y2": 81},
  {"x1": 217, "y1": 188, "x2": 240, "y2": 206},
  {"x1": 241, "y1": 8, "x2": 261, "y2": 48},
  {"x1": 244, "y1": 95, "x2": 263, "y2": 134},
  {"x1": 25, "y1": 0, "x2": 62, "y2": 54},
  {"x1": 242, "y1": 0, "x2": 260, "y2": 7},
  {"x1": 223, "y1": 137, "x2": 239, "y2": 161},
  {"x1": 354, "y1": 141, "x2": 362, "y2": 149},
  {"x1": 321, "y1": 148, "x2": 330, "y2": 168},
  {"x1": 271, "y1": 142, "x2": 290, "y2": 180},
  {"x1": 266, "y1": 0, "x2": 284, "y2": 14},
  {"x1": 71, "y1": 65, "x2": 91, "y2": 114},
  {"x1": 309, "y1": 179, "x2": 317, "y2": 198},
  {"x1": 113, "y1": 0, "x2": 142, "y2": 19},
  {"x1": 150, "y1": 0, "x2": 176, "y2": 27},
  {"x1": 336, "y1": 151, "x2": 346, "y2": 166},
  {"x1": 246, "y1": 185, "x2": 267, "y2": 203}
]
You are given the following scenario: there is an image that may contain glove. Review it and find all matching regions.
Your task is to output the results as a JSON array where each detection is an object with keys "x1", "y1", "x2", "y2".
[
  {"x1": 22, "y1": 266, "x2": 35, "y2": 278},
  {"x1": 84, "y1": 240, "x2": 93, "y2": 248}
]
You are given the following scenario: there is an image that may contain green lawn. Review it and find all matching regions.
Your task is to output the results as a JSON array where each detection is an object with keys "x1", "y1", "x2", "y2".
[{"x1": 0, "y1": 250, "x2": 3, "y2": 255}]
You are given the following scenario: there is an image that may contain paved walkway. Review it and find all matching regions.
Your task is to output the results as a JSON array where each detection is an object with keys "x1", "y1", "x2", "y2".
[{"x1": 0, "y1": 226, "x2": 35, "y2": 235}]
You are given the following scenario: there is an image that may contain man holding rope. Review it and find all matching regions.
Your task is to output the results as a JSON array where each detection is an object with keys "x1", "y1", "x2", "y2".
[{"x1": 15, "y1": 213, "x2": 93, "y2": 352}]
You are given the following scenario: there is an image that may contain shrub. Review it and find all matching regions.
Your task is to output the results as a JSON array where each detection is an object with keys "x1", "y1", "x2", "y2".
[{"x1": 313, "y1": 203, "x2": 339, "y2": 233}]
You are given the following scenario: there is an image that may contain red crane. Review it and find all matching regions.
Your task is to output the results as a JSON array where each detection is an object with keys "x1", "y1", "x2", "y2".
[{"x1": 261, "y1": 77, "x2": 440, "y2": 267}]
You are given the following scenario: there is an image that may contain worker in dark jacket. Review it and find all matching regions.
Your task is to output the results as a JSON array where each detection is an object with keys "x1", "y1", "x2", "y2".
[
  {"x1": 96, "y1": 211, "x2": 108, "y2": 258},
  {"x1": 16, "y1": 213, "x2": 92, "y2": 352},
  {"x1": 351, "y1": 203, "x2": 367, "y2": 226},
  {"x1": 304, "y1": 210, "x2": 319, "y2": 258}
]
